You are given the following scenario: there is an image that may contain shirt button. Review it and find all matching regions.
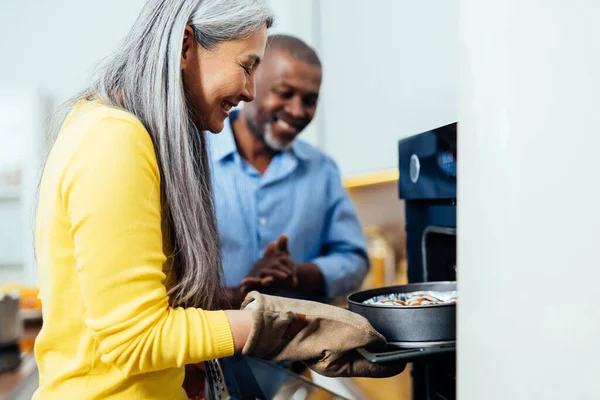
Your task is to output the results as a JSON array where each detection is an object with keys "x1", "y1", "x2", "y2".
[{"x1": 259, "y1": 217, "x2": 267, "y2": 226}]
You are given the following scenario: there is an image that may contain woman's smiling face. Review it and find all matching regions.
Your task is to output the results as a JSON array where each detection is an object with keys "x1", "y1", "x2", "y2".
[{"x1": 181, "y1": 26, "x2": 268, "y2": 133}]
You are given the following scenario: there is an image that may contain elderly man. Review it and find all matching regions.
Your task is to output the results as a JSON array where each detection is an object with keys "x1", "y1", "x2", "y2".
[{"x1": 208, "y1": 34, "x2": 369, "y2": 306}]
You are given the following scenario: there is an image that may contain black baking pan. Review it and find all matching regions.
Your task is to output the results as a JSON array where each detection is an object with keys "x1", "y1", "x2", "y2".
[{"x1": 347, "y1": 281, "x2": 456, "y2": 343}]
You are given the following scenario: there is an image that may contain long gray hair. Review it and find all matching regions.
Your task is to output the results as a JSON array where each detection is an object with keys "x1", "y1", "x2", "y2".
[{"x1": 45, "y1": 0, "x2": 274, "y2": 309}]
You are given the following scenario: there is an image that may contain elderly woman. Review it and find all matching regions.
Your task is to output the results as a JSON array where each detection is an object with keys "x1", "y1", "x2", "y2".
[{"x1": 33, "y1": 1, "x2": 402, "y2": 399}]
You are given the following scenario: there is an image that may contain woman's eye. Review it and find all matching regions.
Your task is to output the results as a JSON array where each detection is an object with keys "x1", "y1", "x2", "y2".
[{"x1": 242, "y1": 66, "x2": 252, "y2": 75}]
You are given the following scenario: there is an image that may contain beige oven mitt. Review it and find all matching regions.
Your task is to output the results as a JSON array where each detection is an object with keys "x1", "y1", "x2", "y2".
[{"x1": 240, "y1": 291, "x2": 405, "y2": 378}]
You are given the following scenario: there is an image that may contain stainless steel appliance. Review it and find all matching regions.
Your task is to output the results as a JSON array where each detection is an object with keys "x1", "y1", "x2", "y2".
[{"x1": 348, "y1": 281, "x2": 456, "y2": 343}]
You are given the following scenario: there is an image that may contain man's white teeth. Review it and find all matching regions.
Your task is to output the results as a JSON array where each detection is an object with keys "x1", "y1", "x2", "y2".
[
  {"x1": 221, "y1": 102, "x2": 232, "y2": 111},
  {"x1": 277, "y1": 119, "x2": 292, "y2": 129}
]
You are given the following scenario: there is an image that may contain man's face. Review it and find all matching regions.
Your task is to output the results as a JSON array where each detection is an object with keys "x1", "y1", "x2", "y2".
[{"x1": 243, "y1": 50, "x2": 322, "y2": 150}]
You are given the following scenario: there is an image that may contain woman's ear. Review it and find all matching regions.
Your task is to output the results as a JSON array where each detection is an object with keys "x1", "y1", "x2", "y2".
[{"x1": 181, "y1": 25, "x2": 195, "y2": 69}]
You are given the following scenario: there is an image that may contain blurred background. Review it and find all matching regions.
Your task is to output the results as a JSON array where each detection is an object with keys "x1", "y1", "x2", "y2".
[
  {"x1": 4, "y1": 1, "x2": 600, "y2": 400},
  {"x1": 0, "y1": 2, "x2": 457, "y2": 399}
]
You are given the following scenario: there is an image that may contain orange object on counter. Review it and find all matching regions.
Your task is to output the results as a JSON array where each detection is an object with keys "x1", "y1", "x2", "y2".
[{"x1": 0, "y1": 284, "x2": 42, "y2": 310}]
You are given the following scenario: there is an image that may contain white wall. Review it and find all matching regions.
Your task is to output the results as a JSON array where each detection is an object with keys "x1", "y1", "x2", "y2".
[
  {"x1": 319, "y1": 0, "x2": 458, "y2": 175},
  {"x1": 459, "y1": 1, "x2": 600, "y2": 399},
  {"x1": 0, "y1": 0, "x2": 147, "y2": 106},
  {"x1": 266, "y1": 0, "x2": 318, "y2": 49}
]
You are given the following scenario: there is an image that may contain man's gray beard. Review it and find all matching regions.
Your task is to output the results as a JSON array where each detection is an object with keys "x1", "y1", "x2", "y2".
[{"x1": 263, "y1": 123, "x2": 292, "y2": 151}]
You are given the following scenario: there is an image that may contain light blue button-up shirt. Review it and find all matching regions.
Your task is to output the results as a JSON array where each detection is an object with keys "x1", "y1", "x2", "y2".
[{"x1": 207, "y1": 111, "x2": 369, "y2": 299}]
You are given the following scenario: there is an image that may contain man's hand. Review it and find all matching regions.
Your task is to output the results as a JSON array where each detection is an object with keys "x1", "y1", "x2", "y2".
[
  {"x1": 241, "y1": 234, "x2": 325, "y2": 297},
  {"x1": 242, "y1": 235, "x2": 298, "y2": 293}
]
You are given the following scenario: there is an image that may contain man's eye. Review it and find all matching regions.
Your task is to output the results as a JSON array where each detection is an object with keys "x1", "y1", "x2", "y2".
[
  {"x1": 304, "y1": 98, "x2": 317, "y2": 107},
  {"x1": 277, "y1": 90, "x2": 293, "y2": 99}
]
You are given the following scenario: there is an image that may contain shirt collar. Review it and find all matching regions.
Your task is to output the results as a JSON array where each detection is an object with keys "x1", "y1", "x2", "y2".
[
  {"x1": 209, "y1": 109, "x2": 313, "y2": 162},
  {"x1": 290, "y1": 139, "x2": 311, "y2": 161}
]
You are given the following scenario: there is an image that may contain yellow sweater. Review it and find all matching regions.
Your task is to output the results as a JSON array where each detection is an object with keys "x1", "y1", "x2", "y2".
[{"x1": 33, "y1": 101, "x2": 234, "y2": 399}]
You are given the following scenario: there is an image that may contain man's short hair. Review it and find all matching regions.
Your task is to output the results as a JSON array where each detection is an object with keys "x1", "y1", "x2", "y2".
[{"x1": 266, "y1": 34, "x2": 322, "y2": 67}]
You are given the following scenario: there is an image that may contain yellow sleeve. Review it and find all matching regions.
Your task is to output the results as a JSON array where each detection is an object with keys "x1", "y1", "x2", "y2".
[{"x1": 61, "y1": 116, "x2": 234, "y2": 377}]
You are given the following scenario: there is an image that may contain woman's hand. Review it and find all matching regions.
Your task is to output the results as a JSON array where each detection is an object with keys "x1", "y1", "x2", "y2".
[{"x1": 239, "y1": 291, "x2": 406, "y2": 378}]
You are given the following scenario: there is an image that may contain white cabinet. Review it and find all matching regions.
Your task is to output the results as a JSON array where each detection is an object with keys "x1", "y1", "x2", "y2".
[{"x1": 318, "y1": 0, "x2": 459, "y2": 176}]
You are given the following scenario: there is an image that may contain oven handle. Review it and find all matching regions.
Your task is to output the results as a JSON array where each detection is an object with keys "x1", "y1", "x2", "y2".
[{"x1": 357, "y1": 342, "x2": 455, "y2": 364}]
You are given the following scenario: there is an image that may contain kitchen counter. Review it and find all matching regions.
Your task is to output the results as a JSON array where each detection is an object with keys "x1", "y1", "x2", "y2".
[{"x1": 0, "y1": 322, "x2": 41, "y2": 400}]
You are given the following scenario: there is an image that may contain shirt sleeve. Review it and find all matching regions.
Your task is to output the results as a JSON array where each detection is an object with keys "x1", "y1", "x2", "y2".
[
  {"x1": 61, "y1": 116, "x2": 234, "y2": 377},
  {"x1": 311, "y1": 158, "x2": 370, "y2": 298}
]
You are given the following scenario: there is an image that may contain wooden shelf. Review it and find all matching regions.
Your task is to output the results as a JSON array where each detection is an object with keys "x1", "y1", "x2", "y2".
[{"x1": 343, "y1": 169, "x2": 399, "y2": 189}]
